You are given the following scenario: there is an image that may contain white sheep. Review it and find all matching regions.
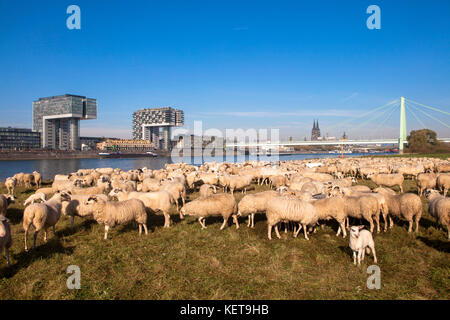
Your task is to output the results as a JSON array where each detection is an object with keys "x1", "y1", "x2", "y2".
[
  {"x1": 266, "y1": 196, "x2": 318, "y2": 240},
  {"x1": 62, "y1": 194, "x2": 109, "y2": 229},
  {"x1": 424, "y1": 189, "x2": 450, "y2": 240},
  {"x1": 85, "y1": 196, "x2": 148, "y2": 239},
  {"x1": 5, "y1": 177, "x2": 17, "y2": 195},
  {"x1": 349, "y1": 225, "x2": 377, "y2": 265},
  {"x1": 180, "y1": 193, "x2": 238, "y2": 230},
  {"x1": 199, "y1": 184, "x2": 217, "y2": 198},
  {"x1": 0, "y1": 194, "x2": 16, "y2": 217},
  {"x1": 22, "y1": 191, "x2": 71, "y2": 251},
  {"x1": 238, "y1": 190, "x2": 279, "y2": 228},
  {"x1": 0, "y1": 216, "x2": 12, "y2": 267},
  {"x1": 24, "y1": 192, "x2": 46, "y2": 206}
]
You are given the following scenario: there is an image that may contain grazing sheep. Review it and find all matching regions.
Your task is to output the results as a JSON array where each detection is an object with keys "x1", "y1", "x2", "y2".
[
  {"x1": 228, "y1": 175, "x2": 253, "y2": 195},
  {"x1": 22, "y1": 191, "x2": 71, "y2": 251},
  {"x1": 62, "y1": 194, "x2": 109, "y2": 229},
  {"x1": 266, "y1": 196, "x2": 318, "y2": 240},
  {"x1": 180, "y1": 193, "x2": 238, "y2": 230},
  {"x1": 369, "y1": 173, "x2": 404, "y2": 193},
  {"x1": 5, "y1": 177, "x2": 17, "y2": 195},
  {"x1": 269, "y1": 175, "x2": 287, "y2": 189},
  {"x1": 374, "y1": 187, "x2": 422, "y2": 233},
  {"x1": 23, "y1": 173, "x2": 34, "y2": 188},
  {"x1": 32, "y1": 171, "x2": 42, "y2": 188},
  {"x1": 85, "y1": 196, "x2": 148, "y2": 240},
  {"x1": 24, "y1": 192, "x2": 46, "y2": 206},
  {"x1": 0, "y1": 216, "x2": 12, "y2": 267},
  {"x1": 311, "y1": 196, "x2": 348, "y2": 238},
  {"x1": 13, "y1": 172, "x2": 25, "y2": 186},
  {"x1": 161, "y1": 181, "x2": 186, "y2": 212},
  {"x1": 199, "y1": 184, "x2": 217, "y2": 198},
  {"x1": 437, "y1": 173, "x2": 450, "y2": 196},
  {"x1": 139, "y1": 178, "x2": 161, "y2": 192},
  {"x1": 424, "y1": 189, "x2": 450, "y2": 240},
  {"x1": 112, "y1": 190, "x2": 173, "y2": 228},
  {"x1": 417, "y1": 173, "x2": 437, "y2": 196},
  {"x1": 0, "y1": 194, "x2": 16, "y2": 217},
  {"x1": 349, "y1": 226, "x2": 377, "y2": 265},
  {"x1": 342, "y1": 195, "x2": 380, "y2": 233},
  {"x1": 35, "y1": 187, "x2": 56, "y2": 198},
  {"x1": 238, "y1": 191, "x2": 279, "y2": 228}
]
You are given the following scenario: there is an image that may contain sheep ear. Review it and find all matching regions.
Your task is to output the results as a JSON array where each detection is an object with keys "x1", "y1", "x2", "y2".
[{"x1": 358, "y1": 225, "x2": 365, "y2": 230}]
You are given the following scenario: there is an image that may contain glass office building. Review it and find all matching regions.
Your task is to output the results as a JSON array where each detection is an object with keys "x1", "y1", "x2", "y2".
[
  {"x1": 132, "y1": 107, "x2": 184, "y2": 150},
  {"x1": 0, "y1": 127, "x2": 41, "y2": 150},
  {"x1": 32, "y1": 94, "x2": 97, "y2": 150}
]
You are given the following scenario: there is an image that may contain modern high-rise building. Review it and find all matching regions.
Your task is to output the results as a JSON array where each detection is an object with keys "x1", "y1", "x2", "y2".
[
  {"x1": 132, "y1": 107, "x2": 184, "y2": 150},
  {"x1": 32, "y1": 94, "x2": 97, "y2": 150},
  {"x1": 311, "y1": 119, "x2": 321, "y2": 140}
]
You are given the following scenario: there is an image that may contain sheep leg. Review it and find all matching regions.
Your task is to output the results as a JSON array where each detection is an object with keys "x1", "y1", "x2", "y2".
[
  {"x1": 139, "y1": 224, "x2": 142, "y2": 235},
  {"x1": 408, "y1": 220, "x2": 413, "y2": 233},
  {"x1": 163, "y1": 213, "x2": 171, "y2": 228},
  {"x1": 294, "y1": 224, "x2": 302, "y2": 238},
  {"x1": 251, "y1": 214, "x2": 255, "y2": 228},
  {"x1": 267, "y1": 224, "x2": 272, "y2": 240},
  {"x1": 274, "y1": 224, "x2": 281, "y2": 239},
  {"x1": 220, "y1": 217, "x2": 228, "y2": 230},
  {"x1": 414, "y1": 215, "x2": 420, "y2": 233},
  {"x1": 284, "y1": 222, "x2": 288, "y2": 233},
  {"x1": 375, "y1": 214, "x2": 381, "y2": 233},
  {"x1": 24, "y1": 227, "x2": 29, "y2": 251},
  {"x1": 367, "y1": 217, "x2": 374, "y2": 233},
  {"x1": 143, "y1": 224, "x2": 148, "y2": 235},
  {"x1": 198, "y1": 217, "x2": 207, "y2": 229},
  {"x1": 302, "y1": 224, "x2": 309, "y2": 240},
  {"x1": 33, "y1": 230, "x2": 38, "y2": 249},
  {"x1": 247, "y1": 216, "x2": 251, "y2": 227},
  {"x1": 371, "y1": 245, "x2": 377, "y2": 264},
  {"x1": 44, "y1": 229, "x2": 48, "y2": 242},
  {"x1": 389, "y1": 216, "x2": 394, "y2": 229},
  {"x1": 358, "y1": 250, "x2": 362, "y2": 265},
  {"x1": 353, "y1": 251, "x2": 357, "y2": 265},
  {"x1": 104, "y1": 225, "x2": 109, "y2": 239}
]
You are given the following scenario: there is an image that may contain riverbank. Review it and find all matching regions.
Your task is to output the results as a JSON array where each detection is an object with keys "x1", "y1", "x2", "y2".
[
  {"x1": 362, "y1": 152, "x2": 450, "y2": 160},
  {"x1": 0, "y1": 150, "x2": 171, "y2": 161}
]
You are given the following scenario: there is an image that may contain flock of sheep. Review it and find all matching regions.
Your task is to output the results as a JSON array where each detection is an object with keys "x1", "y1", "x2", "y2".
[{"x1": 0, "y1": 156, "x2": 449, "y2": 268}]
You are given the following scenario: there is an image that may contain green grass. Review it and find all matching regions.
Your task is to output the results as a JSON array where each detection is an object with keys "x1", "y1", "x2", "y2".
[
  {"x1": 364, "y1": 153, "x2": 450, "y2": 160},
  {"x1": 0, "y1": 179, "x2": 449, "y2": 300}
]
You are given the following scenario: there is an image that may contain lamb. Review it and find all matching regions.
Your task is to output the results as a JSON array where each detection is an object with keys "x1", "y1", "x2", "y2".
[
  {"x1": 199, "y1": 184, "x2": 217, "y2": 198},
  {"x1": 112, "y1": 190, "x2": 173, "y2": 228},
  {"x1": 24, "y1": 192, "x2": 46, "y2": 206},
  {"x1": 349, "y1": 226, "x2": 377, "y2": 265},
  {"x1": 374, "y1": 187, "x2": 422, "y2": 233},
  {"x1": 265, "y1": 196, "x2": 319, "y2": 240},
  {"x1": 0, "y1": 216, "x2": 12, "y2": 267},
  {"x1": 85, "y1": 196, "x2": 148, "y2": 239},
  {"x1": 35, "y1": 187, "x2": 56, "y2": 198},
  {"x1": 424, "y1": 189, "x2": 450, "y2": 240},
  {"x1": 417, "y1": 173, "x2": 437, "y2": 196},
  {"x1": 62, "y1": 194, "x2": 109, "y2": 229},
  {"x1": 5, "y1": 177, "x2": 17, "y2": 195},
  {"x1": 32, "y1": 171, "x2": 42, "y2": 188},
  {"x1": 237, "y1": 190, "x2": 279, "y2": 228},
  {"x1": 180, "y1": 193, "x2": 238, "y2": 230},
  {"x1": 0, "y1": 194, "x2": 16, "y2": 217},
  {"x1": 437, "y1": 173, "x2": 450, "y2": 196},
  {"x1": 22, "y1": 191, "x2": 72, "y2": 251},
  {"x1": 369, "y1": 173, "x2": 404, "y2": 193}
]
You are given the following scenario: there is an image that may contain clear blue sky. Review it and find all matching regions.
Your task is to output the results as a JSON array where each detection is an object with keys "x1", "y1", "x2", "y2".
[{"x1": 0, "y1": 0, "x2": 449, "y2": 139}]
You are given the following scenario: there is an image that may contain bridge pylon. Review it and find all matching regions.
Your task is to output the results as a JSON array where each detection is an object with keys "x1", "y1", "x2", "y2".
[{"x1": 399, "y1": 96, "x2": 407, "y2": 153}]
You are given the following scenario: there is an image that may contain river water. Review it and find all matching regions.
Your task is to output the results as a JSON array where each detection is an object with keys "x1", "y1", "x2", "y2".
[{"x1": 0, "y1": 153, "x2": 394, "y2": 180}]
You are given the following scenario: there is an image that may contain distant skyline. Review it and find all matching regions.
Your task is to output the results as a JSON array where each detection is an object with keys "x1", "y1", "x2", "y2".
[{"x1": 0, "y1": 0, "x2": 449, "y2": 140}]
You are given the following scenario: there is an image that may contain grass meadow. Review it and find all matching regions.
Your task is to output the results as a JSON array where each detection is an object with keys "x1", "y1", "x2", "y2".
[{"x1": 0, "y1": 177, "x2": 448, "y2": 300}]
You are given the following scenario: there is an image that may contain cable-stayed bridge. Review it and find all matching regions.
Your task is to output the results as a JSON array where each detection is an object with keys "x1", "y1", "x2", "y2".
[{"x1": 225, "y1": 97, "x2": 450, "y2": 151}]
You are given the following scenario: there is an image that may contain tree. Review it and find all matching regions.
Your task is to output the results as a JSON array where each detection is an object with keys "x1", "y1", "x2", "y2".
[{"x1": 406, "y1": 129, "x2": 438, "y2": 152}]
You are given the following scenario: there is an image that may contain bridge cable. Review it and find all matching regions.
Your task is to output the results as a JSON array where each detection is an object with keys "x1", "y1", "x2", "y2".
[
  {"x1": 373, "y1": 103, "x2": 399, "y2": 133},
  {"x1": 324, "y1": 99, "x2": 399, "y2": 132},
  {"x1": 405, "y1": 103, "x2": 427, "y2": 128},
  {"x1": 352, "y1": 101, "x2": 399, "y2": 130},
  {"x1": 407, "y1": 102, "x2": 450, "y2": 129},
  {"x1": 405, "y1": 98, "x2": 450, "y2": 116}
]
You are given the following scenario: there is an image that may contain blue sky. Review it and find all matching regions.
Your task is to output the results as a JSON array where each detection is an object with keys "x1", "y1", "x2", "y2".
[{"x1": 0, "y1": 0, "x2": 449, "y2": 139}]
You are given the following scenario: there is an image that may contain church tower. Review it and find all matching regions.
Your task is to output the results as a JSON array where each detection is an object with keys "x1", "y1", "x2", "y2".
[{"x1": 311, "y1": 119, "x2": 321, "y2": 140}]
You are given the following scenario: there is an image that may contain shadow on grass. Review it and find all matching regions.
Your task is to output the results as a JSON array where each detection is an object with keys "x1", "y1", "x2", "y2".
[
  {"x1": 0, "y1": 239, "x2": 75, "y2": 278},
  {"x1": 6, "y1": 207, "x2": 24, "y2": 225},
  {"x1": 417, "y1": 236, "x2": 450, "y2": 253},
  {"x1": 57, "y1": 219, "x2": 97, "y2": 237}
]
